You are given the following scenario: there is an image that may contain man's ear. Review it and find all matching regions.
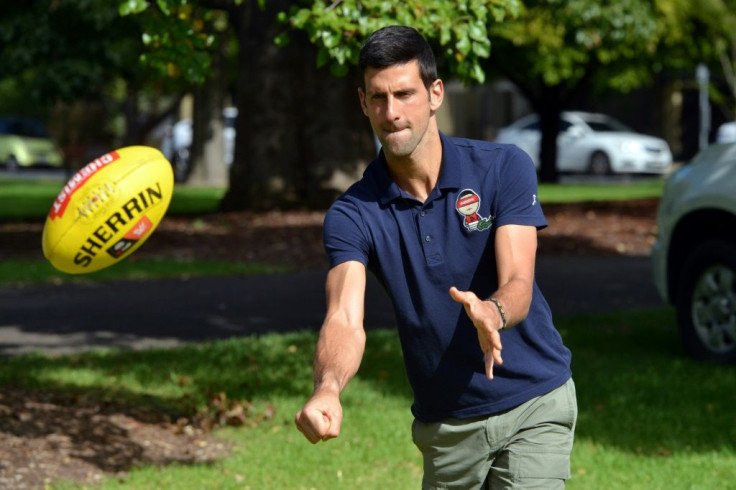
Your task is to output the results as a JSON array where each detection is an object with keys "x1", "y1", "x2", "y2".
[
  {"x1": 358, "y1": 87, "x2": 368, "y2": 116},
  {"x1": 429, "y1": 79, "x2": 444, "y2": 112}
]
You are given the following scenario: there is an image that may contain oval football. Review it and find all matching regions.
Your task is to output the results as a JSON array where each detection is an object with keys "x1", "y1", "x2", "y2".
[{"x1": 41, "y1": 146, "x2": 174, "y2": 274}]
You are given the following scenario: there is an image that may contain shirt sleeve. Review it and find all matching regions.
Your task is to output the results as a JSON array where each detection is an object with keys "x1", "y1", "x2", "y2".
[
  {"x1": 322, "y1": 198, "x2": 372, "y2": 269},
  {"x1": 493, "y1": 146, "x2": 548, "y2": 230}
]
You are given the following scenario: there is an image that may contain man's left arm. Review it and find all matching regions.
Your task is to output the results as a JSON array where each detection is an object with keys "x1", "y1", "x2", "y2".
[{"x1": 449, "y1": 224, "x2": 538, "y2": 379}]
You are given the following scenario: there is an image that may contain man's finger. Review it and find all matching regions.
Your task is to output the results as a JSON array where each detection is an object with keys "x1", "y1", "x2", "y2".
[
  {"x1": 485, "y1": 351, "x2": 494, "y2": 379},
  {"x1": 323, "y1": 414, "x2": 341, "y2": 440},
  {"x1": 296, "y1": 409, "x2": 331, "y2": 444},
  {"x1": 449, "y1": 286, "x2": 477, "y2": 305},
  {"x1": 492, "y1": 344, "x2": 503, "y2": 366}
]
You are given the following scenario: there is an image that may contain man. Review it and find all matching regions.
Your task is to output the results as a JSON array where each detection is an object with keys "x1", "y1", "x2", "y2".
[{"x1": 295, "y1": 25, "x2": 577, "y2": 489}]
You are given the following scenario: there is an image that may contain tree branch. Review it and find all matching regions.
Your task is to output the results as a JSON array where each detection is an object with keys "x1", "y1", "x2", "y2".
[{"x1": 327, "y1": 0, "x2": 344, "y2": 11}]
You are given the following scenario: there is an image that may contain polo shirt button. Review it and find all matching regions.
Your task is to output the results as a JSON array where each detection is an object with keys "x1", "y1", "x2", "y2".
[
  {"x1": 420, "y1": 211, "x2": 426, "y2": 217},
  {"x1": 425, "y1": 235, "x2": 432, "y2": 242}
]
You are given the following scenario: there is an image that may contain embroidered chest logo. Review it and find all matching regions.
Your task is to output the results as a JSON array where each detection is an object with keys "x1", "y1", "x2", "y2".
[{"x1": 455, "y1": 189, "x2": 492, "y2": 232}]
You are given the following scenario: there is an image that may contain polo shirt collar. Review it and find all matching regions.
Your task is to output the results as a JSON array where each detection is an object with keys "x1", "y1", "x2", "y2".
[{"x1": 372, "y1": 132, "x2": 462, "y2": 206}]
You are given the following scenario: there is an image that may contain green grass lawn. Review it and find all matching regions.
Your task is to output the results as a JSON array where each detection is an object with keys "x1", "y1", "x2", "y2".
[
  {"x1": 4, "y1": 175, "x2": 716, "y2": 489},
  {"x1": 0, "y1": 257, "x2": 287, "y2": 284},
  {"x1": 2, "y1": 308, "x2": 734, "y2": 489},
  {"x1": 0, "y1": 179, "x2": 225, "y2": 221},
  {"x1": 538, "y1": 178, "x2": 665, "y2": 203},
  {"x1": 0, "y1": 177, "x2": 664, "y2": 222}
]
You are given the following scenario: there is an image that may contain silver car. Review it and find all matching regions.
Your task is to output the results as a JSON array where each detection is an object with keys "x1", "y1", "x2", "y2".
[
  {"x1": 495, "y1": 111, "x2": 673, "y2": 175},
  {"x1": 651, "y1": 142, "x2": 736, "y2": 364}
]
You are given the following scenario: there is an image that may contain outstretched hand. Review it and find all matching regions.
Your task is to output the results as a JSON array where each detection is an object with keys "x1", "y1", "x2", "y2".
[{"x1": 449, "y1": 287, "x2": 504, "y2": 380}]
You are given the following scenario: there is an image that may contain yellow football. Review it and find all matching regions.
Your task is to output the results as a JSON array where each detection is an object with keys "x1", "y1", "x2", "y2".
[{"x1": 42, "y1": 146, "x2": 174, "y2": 274}]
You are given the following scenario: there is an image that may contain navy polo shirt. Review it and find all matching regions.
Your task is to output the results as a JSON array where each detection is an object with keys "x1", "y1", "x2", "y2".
[{"x1": 323, "y1": 133, "x2": 572, "y2": 423}]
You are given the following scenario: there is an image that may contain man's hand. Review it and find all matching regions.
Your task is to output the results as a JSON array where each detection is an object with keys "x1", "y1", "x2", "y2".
[
  {"x1": 295, "y1": 391, "x2": 343, "y2": 443},
  {"x1": 449, "y1": 287, "x2": 504, "y2": 380}
]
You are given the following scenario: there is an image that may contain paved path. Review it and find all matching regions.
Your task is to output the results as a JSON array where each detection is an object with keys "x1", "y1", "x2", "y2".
[{"x1": 0, "y1": 256, "x2": 664, "y2": 356}]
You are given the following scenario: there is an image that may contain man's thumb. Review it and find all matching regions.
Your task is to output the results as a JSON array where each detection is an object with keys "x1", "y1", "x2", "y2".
[{"x1": 449, "y1": 286, "x2": 469, "y2": 304}]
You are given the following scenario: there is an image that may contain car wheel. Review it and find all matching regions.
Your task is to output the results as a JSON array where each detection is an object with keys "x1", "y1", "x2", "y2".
[
  {"x1": 588, "y1": 151, "x2": 611, "y2": 176},
  {"x1": 676, "y1": 241, "x2": 736, "y2": 364}
]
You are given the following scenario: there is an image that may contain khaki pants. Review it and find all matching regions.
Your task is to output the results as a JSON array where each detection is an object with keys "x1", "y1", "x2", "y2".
[{"x1": 412, "y1": 378, "x2": 577, "y2": 490}]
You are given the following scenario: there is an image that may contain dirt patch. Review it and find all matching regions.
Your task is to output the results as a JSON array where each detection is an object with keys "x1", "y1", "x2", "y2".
[
  {"x1": 540, "y1": 198, "x2": 659, "y2": 257},
  {"x1": 1, "y1": 198, "x2": 658, "y2": 267},
  {"x1": 0, "y1": 389, "x2": 231, "y2": 489},
  {"x1": 0, "y1": 198, "x2": 660, "y2": 488},
  {"x1": 140, "y1": 198, "x2": 660, "y2": 266}
]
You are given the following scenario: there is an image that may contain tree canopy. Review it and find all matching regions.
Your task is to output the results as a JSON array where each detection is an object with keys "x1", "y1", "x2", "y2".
[
  {"x1": 277, "y1": 0, "x2": 520, "y2": 83},
  {"x1": 482, "y1": 0, "x2": 673, "y2": 180},
  {"x1": 119, "y1": 0, "x2": 521, "y2": 84},
  {"x1": 3, "y1": 0, "x2": 733, "y2": 205},
  {"x1": 0, "y1": 0, "x2": 197, "y2": 165},
  {"x1": 0, "y1": 0, "x2": 139, "y2": 106}
]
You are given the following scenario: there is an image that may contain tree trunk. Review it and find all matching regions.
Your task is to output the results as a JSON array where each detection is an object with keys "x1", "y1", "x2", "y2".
[
  {"x1": 221, "y1": 0, "x2": 374, "y2": 211},
  {"x1": 536, "y1": 87, "x2": 562, "y2": 183},
  {"x1": 121, "y1": 88, "x2": 140, "y2": 147},
  {"x1": 187, "y1": 27, "x2": 229, "y2": 187}
]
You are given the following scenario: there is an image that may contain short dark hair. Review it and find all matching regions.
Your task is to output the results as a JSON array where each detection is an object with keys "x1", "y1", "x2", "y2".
[{"x1": 359, "y1": 26, "x2": 438, "y2": 89}]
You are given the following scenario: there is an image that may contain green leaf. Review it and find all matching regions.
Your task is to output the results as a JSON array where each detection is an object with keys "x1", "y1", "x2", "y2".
[
  {"x1": 291, "y1": 8, "x2": 312, "y2": 29},
  {"x1": 472, "y1": 40, "x2": 490, "y2": 58},
  {"x1": 331, "y1": 61, "x2": 350, "y2": 77},
  {"x1": 468, "y1": 21, "x2": 487, "y2": 42},
  {"x1": 316, "y1": 46, "x2": 331, "y2": 68},
  {"x1": 156, "y1": 0, "x2": 171, "y2": 16},
  {"x1": 119, "y1": 0, "x2": 149, "y2": 16},
  {"x1": 322, "y1": 29, "x2": 341, "y2": 49},
  {"x1": 456, "y1": 33, "x2": 472, "y2": 56},
  {"x1": 274, "y1": 32, "x2": 290, "y2": 47},
  {"x1": 471, "y1": 61, "x2": 486, "y2": 84}
]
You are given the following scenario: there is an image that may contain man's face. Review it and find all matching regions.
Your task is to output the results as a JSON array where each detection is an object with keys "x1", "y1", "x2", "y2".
[
  {"x1": 358, "y1": 60, "x2": 443, "y2": 159},
  {"x1": 458, "y1": 200, "x2": 480, "y2": 216}
]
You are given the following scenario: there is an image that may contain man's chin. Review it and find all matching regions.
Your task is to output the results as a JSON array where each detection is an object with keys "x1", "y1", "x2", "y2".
[
  {"x1": 382, "y1": 145, "x2": 412, "y2": 159},
  {"x1": 381, "y1": 136, "x2": 413, "y2": 157}
]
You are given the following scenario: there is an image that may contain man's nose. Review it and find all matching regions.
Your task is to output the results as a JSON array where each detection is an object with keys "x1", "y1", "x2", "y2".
[{"x1": 384, "y1": 96, "x2": 399, "y2": 120}]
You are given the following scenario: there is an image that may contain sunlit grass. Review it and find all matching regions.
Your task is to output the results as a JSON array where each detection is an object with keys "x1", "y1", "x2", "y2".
[
  {"x1": 2, "y1": 307, "x2": 734, "y2": 489},
  {"x1": 0, "y1": 177, "x2": 664, "y2": 221},
  {"x1": 539, "y1": 177, "x2": 665, "y2": 203},
  {"x1": 0, "y1": 179, "x2": 224, "y2": 221}
]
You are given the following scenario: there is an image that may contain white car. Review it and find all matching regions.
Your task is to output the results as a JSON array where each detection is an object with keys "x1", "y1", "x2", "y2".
[
  {"x1": 651, "y1": 142, "x2": 736, "y2": 364},
  {"x1": 495, "y1": 111, "x2": 673, "y2": 175},
  {"x1": 716, "y1": 121, "x2": 736, "y2": 143}
]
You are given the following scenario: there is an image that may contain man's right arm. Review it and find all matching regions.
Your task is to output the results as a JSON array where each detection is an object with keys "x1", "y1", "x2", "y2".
[{"x1": 295, "y1": 260, "x2": 367, "y2": 443}]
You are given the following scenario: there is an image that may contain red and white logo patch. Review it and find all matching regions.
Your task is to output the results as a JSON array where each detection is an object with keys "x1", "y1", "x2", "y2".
[
  {"x1": 106, "y1": 216, "x2": 153, "y2": 258},
  {"x1": 49, "y1": 151, "x2": 121, "y2": 220},
  {"x1": 455, "y1": 189, "x2": 492, "y2": 232}
]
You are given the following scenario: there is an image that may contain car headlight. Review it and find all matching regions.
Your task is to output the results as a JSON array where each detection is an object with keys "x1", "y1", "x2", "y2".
[{"x1": 620, "y1": 140, "x2": 644, "y2": 153}]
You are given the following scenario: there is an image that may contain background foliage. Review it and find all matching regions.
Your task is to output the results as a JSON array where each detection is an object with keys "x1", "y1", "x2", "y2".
[{"x1": 2, "y1": 0, "x2": 736, "y2": 200}]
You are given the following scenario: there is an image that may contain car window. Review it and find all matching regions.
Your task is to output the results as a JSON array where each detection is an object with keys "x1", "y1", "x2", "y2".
[
  {"x1": 585, "y1": 118, "x2": 632, "y2": 132},
  {"x1": 559, "y1": 120, "x2": 573, "y2": 132},
  {"x1": 0, "y1": 118, "x2": 49, "y2": 138},
  {"x1": 521, "y1": 121, "x2": 540, "y2": 131}
]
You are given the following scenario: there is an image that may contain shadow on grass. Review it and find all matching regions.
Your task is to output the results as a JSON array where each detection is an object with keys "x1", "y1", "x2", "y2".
[
  {"x1": 561, "y1": 307, "x2": 736, "y2": 454},
  {"x1": 0, "y1": 307, "x2": 733, "y2": 470}
]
